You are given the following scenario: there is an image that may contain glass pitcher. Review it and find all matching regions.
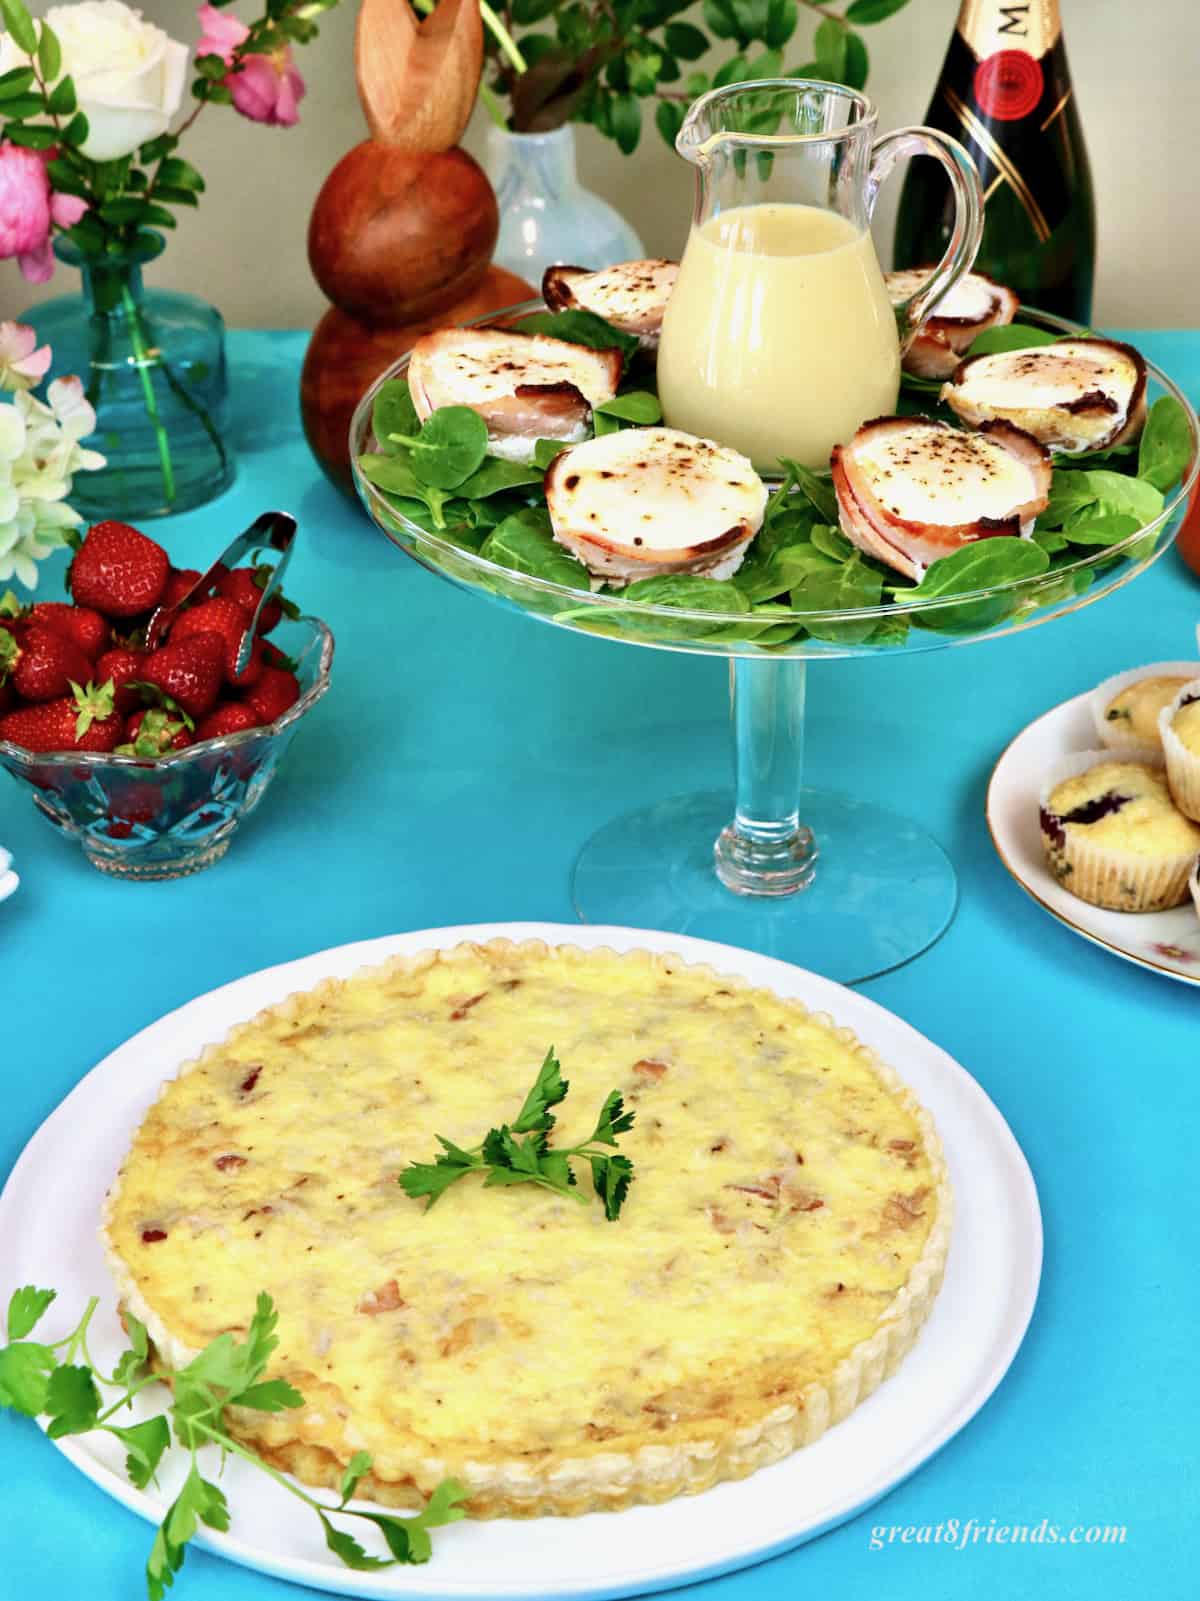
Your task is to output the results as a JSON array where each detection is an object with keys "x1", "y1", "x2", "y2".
[{"x1": 657, "y1": 79, "x2": 983, "y2": 472}]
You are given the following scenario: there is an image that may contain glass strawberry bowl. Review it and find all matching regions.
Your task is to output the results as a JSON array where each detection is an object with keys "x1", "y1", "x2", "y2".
[
  {"x1": 351, "y1": 305, "x2": 1199, "y2": 983},
  {"x1": 0, "y1": 616, "x2": 333, "y2": 881}
]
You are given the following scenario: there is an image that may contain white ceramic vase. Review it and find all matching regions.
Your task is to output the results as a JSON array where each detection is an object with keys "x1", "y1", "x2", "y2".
[{"x1": 485, "y1": 123, "x2": 645, "y2": 288}]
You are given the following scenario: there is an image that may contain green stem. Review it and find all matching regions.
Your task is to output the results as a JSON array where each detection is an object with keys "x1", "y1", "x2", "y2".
[
  {"x1": 478, "y1": 0, "x2": 527, "y2": 73},
  {"x1": 478, "y1": 79, "x2": 507, "y2": 128},
  {"x1": 797, "y1": 0, "x2": 849, "y2": 24},
  {"x1": 119, "y1": 283, "x2": 176, "y2": 506},
  {"x1": 157, "y1": 356, "x2": 230, "y2": 479},
  {"x1": 193, "y1": 1420, "x2": 330, "y2": 1516},
  {"x1": 95, "y1": 1374, "x2": 163, "y2": 1425},
  {"x1": 411, "y1": 0, "x2": 527, "y2": 76}
]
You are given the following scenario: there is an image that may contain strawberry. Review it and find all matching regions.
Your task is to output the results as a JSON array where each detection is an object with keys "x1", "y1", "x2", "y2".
[
  {"x1": 119, "y1": 706, "x2": 191, "y2": 756},
  {"x1": 171, "y1": 596, "x2": 263, "y2": 688},
  {"x1": 106, "y1": 783, "x2": 163, "y2": 833},
  {"x1": 0, "y1": 680, "x2": 122, "y2": 753},
  {"x1": 94, "y1": 646, "x2": 148, "y2": 715},
  {"x1": 141, "y1": 632, "x2": 224, "y2": 719},
  {"x1": 260, "y1": 640, "x2": 297, "y2": 671},
  {"x1": 161, "y1": 567, "x2": 203, "y2": 610},
  {"x1": 216, "y1": 565, "x2": 296, "y2": 635},
  {"x1": 0, "y1": 622, "x2": 93, "y2": 703},
  {"x1": 242, "y1": 665, "x2": 300, "y2": 724},
  {"x1": 69, "y1": 521, "x2": 169, "y2": 618},
  {"x1": 195, "y1": 702, "x2": 261, "y2": 742},
  {"x1": 28, "y1": 601, "x2": 109, "y2": 659}
]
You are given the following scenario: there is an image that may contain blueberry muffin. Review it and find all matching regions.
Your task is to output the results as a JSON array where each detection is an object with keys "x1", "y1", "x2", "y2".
[
  {"x1": 1039, "y1": 752, "x2": 1200, "y2": 912},
  {"x1": 1092, "y1": 662, "x2": 1199, "y2": 753},
  {"x1": 1160, "y1": 679, "x2": 1200, "y2": 822}
]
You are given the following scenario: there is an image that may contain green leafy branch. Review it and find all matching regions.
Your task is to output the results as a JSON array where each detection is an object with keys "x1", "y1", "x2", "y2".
[
  {"x1": 0, "y1": 1287, "x2": 466, "y2": 1598},
  {"x1": 410, "y1": 0, "x2": 914, "y2": 150},
  {"x1": 399, "y1": 1047, "x2": 637, "y2": 1220}
]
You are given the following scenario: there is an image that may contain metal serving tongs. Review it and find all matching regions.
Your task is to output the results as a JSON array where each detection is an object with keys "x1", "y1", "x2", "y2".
[{"x1": 145, "y1": 510, "x2": 298, "y2": 677}]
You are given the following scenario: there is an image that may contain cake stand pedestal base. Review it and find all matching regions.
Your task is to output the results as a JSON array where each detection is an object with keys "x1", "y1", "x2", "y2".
[{"x1": 572, "y1": 788, "x2": 957, "y2": 984}]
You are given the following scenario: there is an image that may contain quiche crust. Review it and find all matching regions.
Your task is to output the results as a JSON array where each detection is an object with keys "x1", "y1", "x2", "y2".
[{"x1": 102, "y1": 940, "x2": 952, "y2": 1518}]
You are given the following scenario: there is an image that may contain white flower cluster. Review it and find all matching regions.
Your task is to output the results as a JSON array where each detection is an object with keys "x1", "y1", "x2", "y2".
[{"x1": 0, "y1": 323, "x2": 104, "y2": 589}]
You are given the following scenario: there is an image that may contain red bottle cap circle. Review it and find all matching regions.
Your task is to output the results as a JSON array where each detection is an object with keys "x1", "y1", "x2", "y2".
[{"x1": 973, "y1": 49, "x2": 1044, "y2": 122}]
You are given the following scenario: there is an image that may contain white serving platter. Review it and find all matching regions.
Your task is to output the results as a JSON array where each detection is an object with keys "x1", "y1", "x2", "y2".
[
  {"x1": 0, "y1": 845, "x2": 17, "y2": 904},
  {"x1": 0, "y1": 923, "x2": 1042, "y2": 1599}
]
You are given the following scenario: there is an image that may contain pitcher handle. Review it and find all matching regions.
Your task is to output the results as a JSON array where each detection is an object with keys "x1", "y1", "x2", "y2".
[{"x1": 866, "y1": 128, "x2": 983, "y2": 354}]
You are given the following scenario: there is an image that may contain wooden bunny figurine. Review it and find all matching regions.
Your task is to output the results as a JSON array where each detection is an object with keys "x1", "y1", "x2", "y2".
[{"x1": 301, "y1": 0, "x2": 533, "y2": 494}]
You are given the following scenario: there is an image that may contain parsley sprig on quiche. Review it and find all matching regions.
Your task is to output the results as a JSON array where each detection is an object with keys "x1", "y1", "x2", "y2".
[{"x1": 399, "y1": 1047, "x2": 636, "y2": 1219}]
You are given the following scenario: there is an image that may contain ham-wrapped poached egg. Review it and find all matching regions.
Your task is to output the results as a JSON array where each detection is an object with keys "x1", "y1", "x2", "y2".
[{"x1": 831, "y1": 415, "x2": 1052, "y2": 581}]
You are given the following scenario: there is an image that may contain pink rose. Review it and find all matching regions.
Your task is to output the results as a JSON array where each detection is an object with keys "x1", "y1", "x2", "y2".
[
  {"x1": 0, "y1": 147, "x2": 86, "y2": 284},
  {"x1": 195, "y1": 3, "x2": 306, "y2": 127}
]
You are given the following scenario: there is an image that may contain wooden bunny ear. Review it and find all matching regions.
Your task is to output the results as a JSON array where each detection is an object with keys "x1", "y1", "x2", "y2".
[{"x1": 355, "y1": 0, "x2": 484, "y2": 152}]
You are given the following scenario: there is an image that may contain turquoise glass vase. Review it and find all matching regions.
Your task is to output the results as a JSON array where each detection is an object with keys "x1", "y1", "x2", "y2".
[{"x1": 25, "y1": 233, "x2": 234, "y2": 520}]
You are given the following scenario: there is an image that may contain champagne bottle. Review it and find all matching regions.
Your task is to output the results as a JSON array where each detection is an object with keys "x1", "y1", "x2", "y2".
[{"x1": 893, "y1": 0, "x2": 1096, "y2": 322}]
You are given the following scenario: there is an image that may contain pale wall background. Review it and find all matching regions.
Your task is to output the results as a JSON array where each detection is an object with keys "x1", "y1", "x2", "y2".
[{"x1": 6, "y1": 0, "x2": 1197, "y2": 328}]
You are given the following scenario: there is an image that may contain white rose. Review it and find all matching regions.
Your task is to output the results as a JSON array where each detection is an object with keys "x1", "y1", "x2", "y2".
[{"x1": 39, "y1": 2, "x2": 189, "y2": 163}]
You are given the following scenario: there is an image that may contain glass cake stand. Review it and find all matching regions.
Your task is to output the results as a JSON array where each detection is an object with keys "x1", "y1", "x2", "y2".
[{"x1": 350, "y1": 306, "x2": 1199, "y2": 982}]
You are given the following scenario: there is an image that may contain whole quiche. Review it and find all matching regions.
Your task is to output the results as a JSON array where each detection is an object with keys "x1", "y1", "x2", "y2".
[{"x1": 104, "y1": 940, "x2": 951, "y2": 1517}]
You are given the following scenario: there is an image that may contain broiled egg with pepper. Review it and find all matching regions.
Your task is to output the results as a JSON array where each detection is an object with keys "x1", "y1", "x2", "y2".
[
  {"x1": 543, "y1": 259, "x2": 678, "y2": 350},
  {"x1": 831, "y1": 415, "x2": 1052, "y2": 580},
  {"x1": 407, "y1": 327, "x2": 623, "y2": 465},
  {"x1": 885, "y1": 268, "x2": 1018, "y2": 380},
  {"x1": 941, "y1": 337, "x2": 1147, "y2": 454},
  {"x1": 545, "y1": 426, "x2": 767, "y2": 586}
]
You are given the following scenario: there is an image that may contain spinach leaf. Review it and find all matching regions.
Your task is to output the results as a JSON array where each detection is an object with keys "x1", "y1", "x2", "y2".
[
  {"x1": 898, "y1": 369, "x2": 945, "y2": 398},
  {"x1": 533, "y1": 438, "x2": 569, "y2": 469},
  {"x1": 1033, "y1": 524, "x2": 1069, "y2": 554},
  {"x1": 809, "y1": 523, "x2": 856, "y2": 563},
  {"x1": 777, "y1": 458, "x2": 839, "y2": 523},
  {"x1": 622, "y1": 574, "x2": 751, "y2": 612},
  {"x1": 454, "y1": 457, "x2": 544, "y2": 498},
  {"x1": 1137, "y1": 395, "x2": 1192, "y2": 492},
  {"x1": 594, "y1": 390, "x2": 662, "y2": 425},
  {"x1": 389, "y1": 406, "x2": 490, "y2": 489},
  {"x1": 757, "y1": 501, "x2": 818, "y2": 552},
  {"x1": 1056, "y1": 468, "x2": 1163, "y2": 525},
  {"x1": 356, "y1": 454, "x2": 452, "y2": 527},
  {"x1": 590, "y1": 574, "x2": 763, "y2": 643},
  {"x1": 790, "y1": 555, "x2": 882, "y2": 645},
  {"x1": 899, "y1": 536, "x2": 1049, "y2": 633},
  {"x1": 735, "y1": 541, "x2": 836, "y2": 603},
  {"x1": 1058, "y1": 512, "x2": 1141, "y2": 548},
  {"x1": 866, "y1": 613, "x2": 911, "y2": 647},
  {"x1": 518, "y1": 309, "x2": 637, "y2": 362},
  {"x1": 1039, "y1": 474, "x2": 1097, "y2": 530},
  {"x1": 965, "y1": 323, "x2": 1060, "y2": 357},
  {"x1": 372, "y1": 379, "x2": 420, "y2": 453},
  {"x1": 479, "y1": 508, "x2": 590, "y2": 587},
  {"x1": 1041, "y1": 467, "x2": 1164, "y2": 531},
  {"x1": 899, "y1": 537, "x2": 1050, "y2": 598},
  {"x1": 594, "y1": 411, "x2": 621, "y2": 436}
]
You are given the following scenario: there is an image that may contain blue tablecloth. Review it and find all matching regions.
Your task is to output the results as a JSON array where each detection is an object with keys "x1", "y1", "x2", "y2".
[{"x1": 3, "y1": 330, "x2": 1198, "y2": 1601}]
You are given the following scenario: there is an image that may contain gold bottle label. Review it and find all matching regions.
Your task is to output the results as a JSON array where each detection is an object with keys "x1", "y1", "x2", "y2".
[{"x1": 956, "y1": 1, "x2": 1061, "y2": 61}]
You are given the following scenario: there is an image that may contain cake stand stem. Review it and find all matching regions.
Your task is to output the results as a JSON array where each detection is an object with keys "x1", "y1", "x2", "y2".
[{"x1": 715, "y1": 658, "x2": 817, "y2": 896}]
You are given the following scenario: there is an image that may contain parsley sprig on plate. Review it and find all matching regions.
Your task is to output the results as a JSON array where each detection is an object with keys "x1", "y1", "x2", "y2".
[
  {"x1": 0, "y1": 1287, "x2": 465, "y2": 1596},
  {"x1": 399, "y1": 1047, "x2": 636, "y2": 1221}
]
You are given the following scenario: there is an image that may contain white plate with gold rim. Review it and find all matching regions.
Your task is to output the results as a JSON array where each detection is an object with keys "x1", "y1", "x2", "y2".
[
  {"x1": 0, "y1": 923, "x2": 1041, "y2": 1600},
  {"x1": 987, "y1": 693, "x2": 1200, "y2": 987}
]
